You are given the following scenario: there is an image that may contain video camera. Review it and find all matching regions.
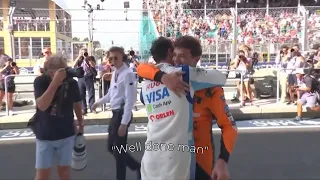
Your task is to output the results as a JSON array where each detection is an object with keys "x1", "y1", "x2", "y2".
[{"x1": 129, "y1": 50, "x2": 135, "y2": 56}]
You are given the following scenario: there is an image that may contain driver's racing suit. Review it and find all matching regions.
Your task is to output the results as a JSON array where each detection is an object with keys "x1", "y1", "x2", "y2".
[
  {"x1": 138, "y1": 63, "x2": 238, "y2": 180},
  {"x1": 139, "y1": 63, "x2": 227, "y2": 180}
]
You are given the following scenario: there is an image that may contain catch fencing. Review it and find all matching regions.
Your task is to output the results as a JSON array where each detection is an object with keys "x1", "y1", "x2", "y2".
[{"x1": 0, "y1": 5, "x2": 318, "y2": 67}]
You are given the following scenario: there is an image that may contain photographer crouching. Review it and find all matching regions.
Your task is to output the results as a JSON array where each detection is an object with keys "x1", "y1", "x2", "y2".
[
  {"x1": 32, "y1": 56, "x2": 84, "y2": 180},
  {"x1": 293, "y1": 68, "x2": 318, "y2": 121},
  {"x1": 0, "y1": 57, "x2": 19, "y2": 115},
  {"x1": 73, "y1": 48, "x2": 97, "y2": 115}
]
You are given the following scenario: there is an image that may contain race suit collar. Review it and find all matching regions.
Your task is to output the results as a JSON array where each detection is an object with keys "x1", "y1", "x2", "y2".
[{"x1": 155, "y1": 62, "x2": 173, "y2": 68}]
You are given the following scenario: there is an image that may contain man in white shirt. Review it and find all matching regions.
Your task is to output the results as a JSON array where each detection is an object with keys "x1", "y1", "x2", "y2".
[{"x1": 92, "y1": 46, "x2": 141, "y2": 180}]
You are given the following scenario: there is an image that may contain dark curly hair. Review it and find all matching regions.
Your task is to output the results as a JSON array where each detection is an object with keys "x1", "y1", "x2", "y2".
[{"x1": 150, "y1": 37, "x2": 173, "y2": 63}]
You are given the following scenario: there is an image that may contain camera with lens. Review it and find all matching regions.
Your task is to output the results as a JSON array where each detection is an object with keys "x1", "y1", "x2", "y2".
[
  {"x1": 238, "y1": 55, "x2": 245, "y2": 60},
  {"x1": 307, "y1": 53, "x2": 316, "y2": 63},
  {"x1": 65, "y1": 67, "x2": 85, "y2": 78},
  {"x1": 280, "y1": 50, "x2": 284, "y2": 56},
  {"x1": 79, "y1": 52, "x2": 89, "y2": 61},
  {"x1": 129, "y1": 50, "x2": 135, "y2": 56}
]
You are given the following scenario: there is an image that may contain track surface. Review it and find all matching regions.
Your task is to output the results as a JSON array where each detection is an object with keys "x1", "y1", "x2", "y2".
[{"x1": 0, "y1": 119, "x2": 320, "y2": 180}]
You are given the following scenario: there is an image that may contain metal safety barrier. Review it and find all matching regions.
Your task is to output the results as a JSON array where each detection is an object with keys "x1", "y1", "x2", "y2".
[
  {"x1": 2, "y1": 69, "x2": 249, "y2": 116},
  {"x1": 100, "y1": 69, "x2": 246, "y2": 109},
  {"x1": 101, "y1": 72, "x2": 111, "y2": 111},
  {"x1": 4, "y1": 74, "x2": 38, "y2": 116}
]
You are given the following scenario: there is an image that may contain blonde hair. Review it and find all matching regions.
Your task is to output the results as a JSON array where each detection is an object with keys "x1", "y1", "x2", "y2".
[
  {"x1": 43, "y1": 55, "x2": 67, "y2": 71},
  {"x1": 238, "y1": 44, "x2": 251, "y2": 52}
]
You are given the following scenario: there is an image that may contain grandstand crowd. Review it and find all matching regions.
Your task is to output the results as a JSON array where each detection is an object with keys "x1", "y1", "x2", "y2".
[{"x1": 143, "y1": 0, "x2": 320, "y2": 54}]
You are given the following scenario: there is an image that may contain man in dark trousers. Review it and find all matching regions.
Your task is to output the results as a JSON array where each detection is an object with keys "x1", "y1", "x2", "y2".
[
  {"x1": 73, "y1": 48, "x2": 97, "y2": 114},
  {"x1": 92, "y1": 46, "x2": 141, "y2": 180}
]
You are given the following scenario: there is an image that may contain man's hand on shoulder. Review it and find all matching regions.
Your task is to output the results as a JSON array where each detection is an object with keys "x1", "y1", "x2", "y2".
[
  {"x1": 161, "y1": 71, "x2": 189, "y2": 97},
  {"x1": 212, "y1": 159, "x2": 230, "y2": 180}
]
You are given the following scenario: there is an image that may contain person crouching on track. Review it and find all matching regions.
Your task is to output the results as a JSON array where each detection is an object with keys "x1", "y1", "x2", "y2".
[
  {"x1": 294, "y1": 68, "x2": 318, "y2": 121},
  {"x1": 33, "y1": 56, "x2": 84, "y2": 180}
]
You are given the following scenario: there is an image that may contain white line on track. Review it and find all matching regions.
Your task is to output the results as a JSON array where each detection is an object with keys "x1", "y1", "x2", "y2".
[{"x1": 0, "y1": 125, "x2": 320, "y2": 142}]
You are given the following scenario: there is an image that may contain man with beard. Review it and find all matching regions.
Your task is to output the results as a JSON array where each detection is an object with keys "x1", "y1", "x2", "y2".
[{"x1": 137, "y1": 36, "x2": 238, "y2": 180}]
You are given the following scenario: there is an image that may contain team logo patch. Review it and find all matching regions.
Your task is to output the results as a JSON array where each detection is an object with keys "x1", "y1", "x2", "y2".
[
  {"x1": 196, "y1": 68, "x2": 207, "y2": 73},
  {"x1": 146, "y1": 104, "x2": 152, "y2": 113}
]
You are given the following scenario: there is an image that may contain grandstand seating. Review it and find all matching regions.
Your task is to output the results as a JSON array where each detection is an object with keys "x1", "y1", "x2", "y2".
[{"x1": 143, "y1": 0, "x2": 320, "y2": 58}]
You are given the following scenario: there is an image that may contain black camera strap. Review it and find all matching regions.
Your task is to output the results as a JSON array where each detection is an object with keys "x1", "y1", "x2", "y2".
[{"x1": 87, "y1": 60, "x2": 97, "y2": 76}]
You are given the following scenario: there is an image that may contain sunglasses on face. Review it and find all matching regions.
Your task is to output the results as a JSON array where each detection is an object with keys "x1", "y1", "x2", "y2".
[{"x1": 109, "y1": 57, "x2": 118, "y2": 60}]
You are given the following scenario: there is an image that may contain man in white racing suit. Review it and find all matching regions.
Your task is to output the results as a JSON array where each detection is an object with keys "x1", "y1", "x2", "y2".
[{"x1": 139, "y1": 37, "x2": 227, "y2": 180}]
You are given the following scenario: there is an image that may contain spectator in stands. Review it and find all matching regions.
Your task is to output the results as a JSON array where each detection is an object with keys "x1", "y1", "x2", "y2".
[
  {"x1": 147, "y1": 0, "x2": 320, "y2": 56},
  {"x1": 73, "y1": 48, "x2": 97, "y2": 115},
  {"x1": 294, "y1": 68, "x2": 317, "y2": 121},
  {"x1": 314, "y1": 50, "x2": 320, "y2": 68},
  {"x1": 0, "y1": 57, "x2": 19, "y2": 116},
  {"x1": 33, "y1": 48, "x2": 52, "y2": 75},
  {"x1": 275, "y1": 45, "x2": 290, "y2": 103}
]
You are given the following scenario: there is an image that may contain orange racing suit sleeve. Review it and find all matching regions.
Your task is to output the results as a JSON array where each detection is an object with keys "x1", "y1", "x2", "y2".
[
  {"x1": 137, "y1": 63, "x2": 164, "y2": 82},
  {"x1": 202, "y1": 87, "x2": 238, "y2": 162}
]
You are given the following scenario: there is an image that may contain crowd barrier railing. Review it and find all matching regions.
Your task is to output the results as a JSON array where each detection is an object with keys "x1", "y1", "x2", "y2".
[
  {"x1": 4, "y1": 74, "x2": 38, "y2": 116},
  {"x1": 101, "y1": 72, "x2": 112, "y2": 111},
  {"x1": 101, "y1": 72, "x2": 139, "y2": 112},
  {"x1": 3, "y1": 69, "x2": 246, "y2": 116}
]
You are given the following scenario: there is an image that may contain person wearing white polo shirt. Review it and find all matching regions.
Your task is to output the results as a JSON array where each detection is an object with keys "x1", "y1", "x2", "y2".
[{"x1": 92, "y1": 46, "x2": 141, "y2": 180}]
